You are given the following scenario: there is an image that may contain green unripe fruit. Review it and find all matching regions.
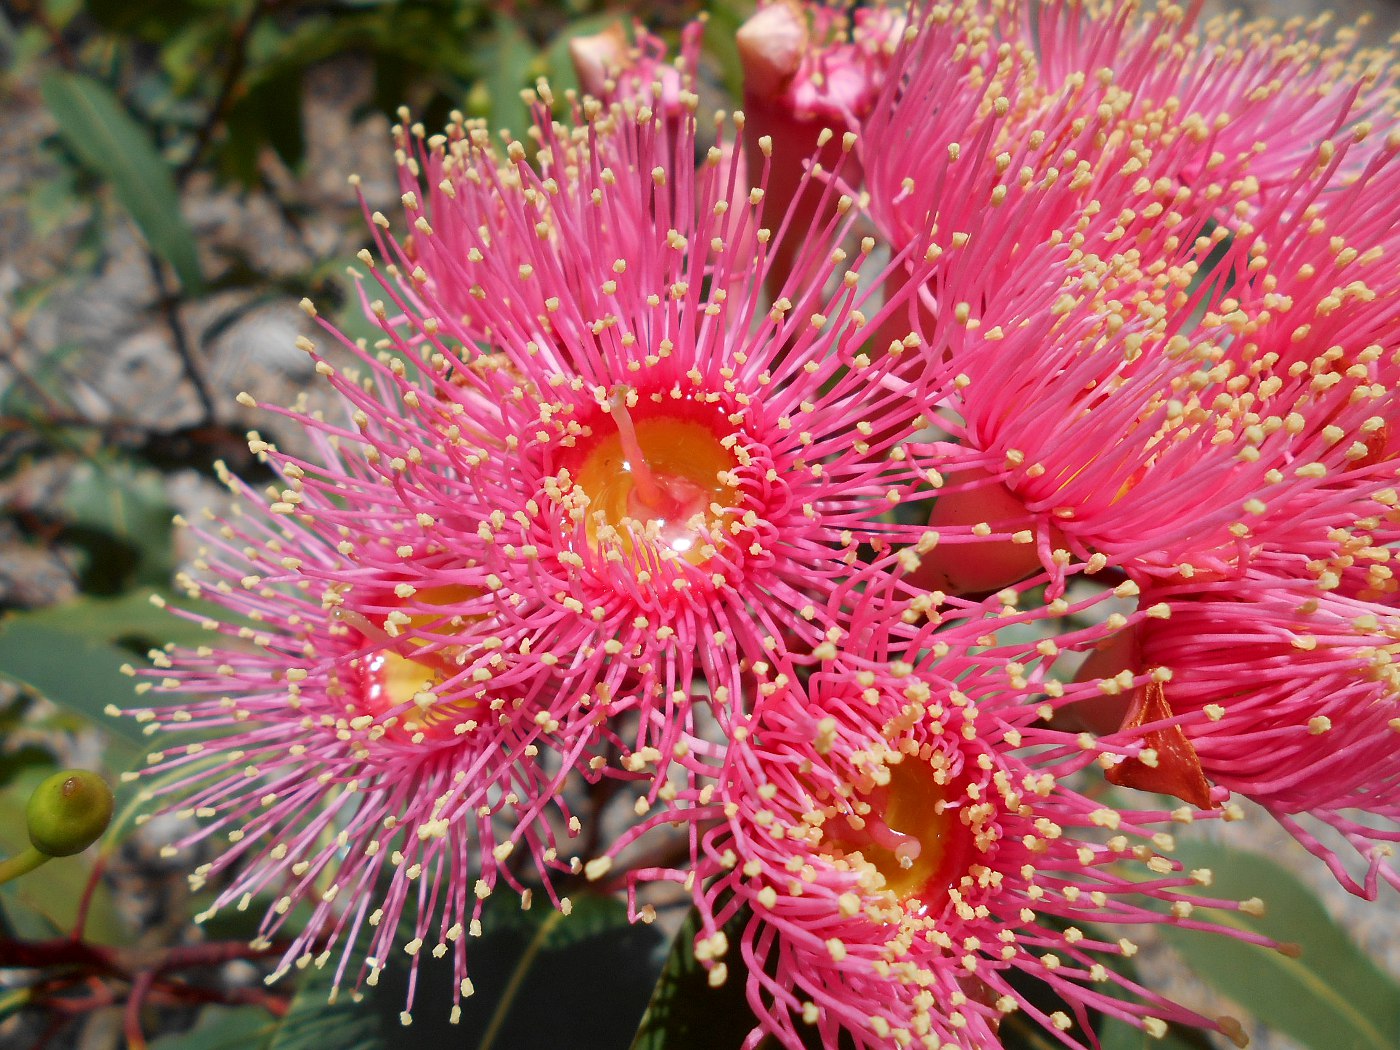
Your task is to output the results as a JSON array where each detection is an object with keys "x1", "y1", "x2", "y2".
[{"x1": 26, "y1": 769, "x2": 115, "y2": 857}]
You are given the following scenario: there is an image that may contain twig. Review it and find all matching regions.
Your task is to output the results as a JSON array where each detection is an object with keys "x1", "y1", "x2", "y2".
[
  {"x1": 123, "y1": 969, "x2": 154, "y2": 1050},
  {"x1": 176, "y1": 0, "x2": 272, "y2": 183},
  {"x1": 146, "y1": 252, "x2": 217, "y2": 424},
  {"x1": 70, "y1": 849, "x2": 110, "y2": 943},
  {"x1": 0, "y1": 934, "x2": 289, "y2": 974},
  {"x1": 147, "y1": 980, "x2": 291, "y2": 1016},
  {"x1": 0, "y1": 936, "x2": 115, "y2": 973},
  {"x1": 0, "y1": 341, "x2": 71, "y2": 419},
  {"x1": 154, "y1": 938, "x2": 289, "y2": 973},
  {"x1": 38, "y1": 978, "x2": 116, "y2": 1015},
  {"x1": 1, "y1": 935, "x2": 297, "y2": 1047}
]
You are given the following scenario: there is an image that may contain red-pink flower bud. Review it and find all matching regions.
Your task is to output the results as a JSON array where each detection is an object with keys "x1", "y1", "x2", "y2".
[{"x1": 737, "y1": 2, "x2": 886, "y2": 298}]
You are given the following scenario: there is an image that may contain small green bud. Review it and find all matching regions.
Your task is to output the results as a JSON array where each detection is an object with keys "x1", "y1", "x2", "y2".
[{"x1": 26, "y1": 769, "x2": 115, "y2": 857}]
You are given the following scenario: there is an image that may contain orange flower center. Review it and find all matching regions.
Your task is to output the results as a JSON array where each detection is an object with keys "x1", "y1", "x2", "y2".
[
  {"x1": 344, "y1": 584, "x2": 484, "y2": 741},
  {"x1": 566, "y1": 393, "x2": 738, "y2": 565},
  {"x1": 824, "y1": 757, "x2": 968, "y2": 907}
]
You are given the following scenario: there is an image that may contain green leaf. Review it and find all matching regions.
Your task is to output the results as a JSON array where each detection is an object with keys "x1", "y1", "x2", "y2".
[
  {"x1": 631, "y1": 902, "x2": 760, "y2": 1050},
  {"x1": 0, "y1": 610, "x2": 148, "y2": 751},
  {"x1": 1159, "y1": 840, "x2": 1400, "y2": 1050},
  {"x1": 1000, "y1": 1012, "x2": 1077, "y2": 1050},
  {"x1": 266, "y1": 963, "x2": 385, "y2": 1050},
  {"x1": 702, "y1": 1, "x2": 752, "y2": 106},
  {"x1": 222, "y1": 891, "x2": 659, "y2": 1048},
  {"x1": 149, "y1": 1006, "x2": 276, "y2": 1050},
  {"x1": 0, "y1": 341, "x2": 84, "y2": 417},
  {"x1": 12, "y1": 589, "x2": 221, "y2": 651},
  {"x1": 40, "y1": 71, "x2": 205, "y2": 292},
  {"x1": 58, "y1": 456, "x2": 174, "y2": 590},
  {"x1": 0, "y1": 588, "x2": 235, "y2": 768},
  {"x1": 485, "y1": 14, "x2": 535, "y2": 142},
  {"x1": 470, "y1": 896, "x2": 660, "y2": 1050},
  {"x1": 313, "y1": 255, "x2": 388, "y2": 350},
  {"x1": 24, "y1": 152, "x2": 85, "y2": 241},
  {"x1": 1097, "y1": 1015, "x2": 1215, "y2": 1050}
]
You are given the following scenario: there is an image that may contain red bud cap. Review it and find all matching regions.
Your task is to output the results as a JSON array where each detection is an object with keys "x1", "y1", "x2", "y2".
[
  {"x1": 26, "y1": 769, "x2": 115, "y2": 857},
  {"x1": 736, "y1": 2, "x2": 808, "y2": 97}
]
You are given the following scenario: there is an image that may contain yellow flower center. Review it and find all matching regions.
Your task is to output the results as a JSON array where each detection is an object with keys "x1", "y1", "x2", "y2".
[
  {"x1": 825, "y1": 757, "x2": 965, "y2": 906},
  {"x1": 568, "y1": 394, "x2": 737, "y2": 565},
  {"x1": 344, "y1": 584, "x2": 484, "y2": 740}
]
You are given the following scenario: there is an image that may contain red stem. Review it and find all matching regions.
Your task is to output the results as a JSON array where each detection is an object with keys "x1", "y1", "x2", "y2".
[
  {"x1": 0, "y1": 937, "x2": 117, "y2": 973},
  {"x1": 2, "y1": 933, "x2": 301, "y2": 1043},
  {"x1": 124, "y1": 969, "x2": 155, "y2": 1050},
  {"x1": 70, "y1": 850, "x2": 110, "y2": 943}
]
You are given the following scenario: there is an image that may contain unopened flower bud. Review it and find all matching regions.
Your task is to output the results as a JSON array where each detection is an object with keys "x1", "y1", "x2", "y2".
[
  {"x1": 569, "y1": 22, "x2": 628, "y2": 99},
  {"x1": 736, "y1": 2, "x2": 807, "y2": 97},
  {"x1": 26, "y1": 769, "x2": 115, "y2": 858}
]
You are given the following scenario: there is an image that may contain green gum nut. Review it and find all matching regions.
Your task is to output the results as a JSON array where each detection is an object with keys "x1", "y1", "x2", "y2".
[{"x1": 26, "y1": 769, "x2": 115, "y2": 857}]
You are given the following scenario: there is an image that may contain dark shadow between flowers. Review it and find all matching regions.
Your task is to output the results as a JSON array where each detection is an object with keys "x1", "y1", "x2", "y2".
[{"x1": 369, "y1": 893, "x2": 667, "y2": 1050}]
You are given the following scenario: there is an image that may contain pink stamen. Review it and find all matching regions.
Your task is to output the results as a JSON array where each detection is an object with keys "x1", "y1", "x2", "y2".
[{"x1": 608, "y1": 387, "x2": 670, "y2": 514}]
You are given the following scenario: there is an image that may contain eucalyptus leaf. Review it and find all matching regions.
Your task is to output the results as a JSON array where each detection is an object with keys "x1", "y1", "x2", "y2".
[
  {"x1": 12, "y1": 589, "x2": 222, "y2": 651},
  {"x1": 315, "y1": 256, "x2": 388, "y2": 350},
  {"x1": 997, "y1": 963, "x2": 1102, "y2": 1050},
  {"x1": 1097, "y1": 1016, "x2": 1215, "y2": 1050},
  {"x1": 24, "y1": 158, "x2": 85, "y2": 241},
  {"x1": 0, "y1": 587, "x2": 241, "y2": 770},
  {"x1": 486, "y1": 14, "x2": 536, "y2": 141},
  {"x1": 0, "y1": 581, "x2": 218, "y2": 705},
  {"x1": 266, "y1": 963, "x2": 385, "y2": 1050},
  {"x1": 149, "y1": 1005, "x2": 277, "y2": 1050},
  {"x1": 631, "y1": 902, "x2": 759, "y2": 1050},
  {"x1": 40, "y1": 71, "x2": 205, "y2": 292},
  {"x1": 702, "y1": 1, "x2": 749, "y2": 108},
  {"x1": 0, "y1": 612, "x2": 148, "y2": 751},
  {"x1": 1000, "y1": 1011, "x2": 1076, "y2": 1050},
  {"x1": 1160, "y1": 840, "x2": 1400, "y2": 1050},
  {"x1": 58, "y1": 456, "x2": 174, "y2": 589},
  {"x1": 371, "y1": 891, "x2": 663, "y2": 1050}
]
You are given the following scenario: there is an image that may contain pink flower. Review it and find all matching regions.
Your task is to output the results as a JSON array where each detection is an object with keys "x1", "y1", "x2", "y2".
[
  {"x1": 736, "y1": 1, "x2": 897, "y2": 296},
  {"x1": 852, "y1": 0, "x2": 1400, "y2": 595},
  {"x1": 128, "y1": 466, "x2": 579, "y2": 1021},
  {"x1": 614, "y1": 635, "x2": 1266, "y2": 1050},
  {"x1": 568, "y1": 20, "x2": 756, "y2": 298},
  {"x1": 306, "y1": 85, "x2": 933, "y2": 776},
  {"x1": 133, "y1": 70, "x2": 935, "y2": 1015},
  {"x1": 1064, "y1": 561, "x2": 1400, "y2": 897},
  {"x1": 846, "y1": 0, "x2": 1400, "y2": 898},
  {"x1": 569, "y1": 19, "x2": 701, "y2": 115}
]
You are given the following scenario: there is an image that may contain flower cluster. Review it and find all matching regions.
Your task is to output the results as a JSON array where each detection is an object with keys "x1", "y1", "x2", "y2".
[
  {"x1": 855, "y1": 0, "x2": 1400, "y2": 880},
  {"x1": 126, "y1": 1, "x2": 1400, "y2": 1047}
]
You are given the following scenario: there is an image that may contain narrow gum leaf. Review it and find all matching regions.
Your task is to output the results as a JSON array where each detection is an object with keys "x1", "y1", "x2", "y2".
[
  {"x1": 1160, "y1": 840, "x2": 1400, "y2": 1050},
  {"x1": 40, "y1": 71, "x2": 205, "y2": 293}
]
